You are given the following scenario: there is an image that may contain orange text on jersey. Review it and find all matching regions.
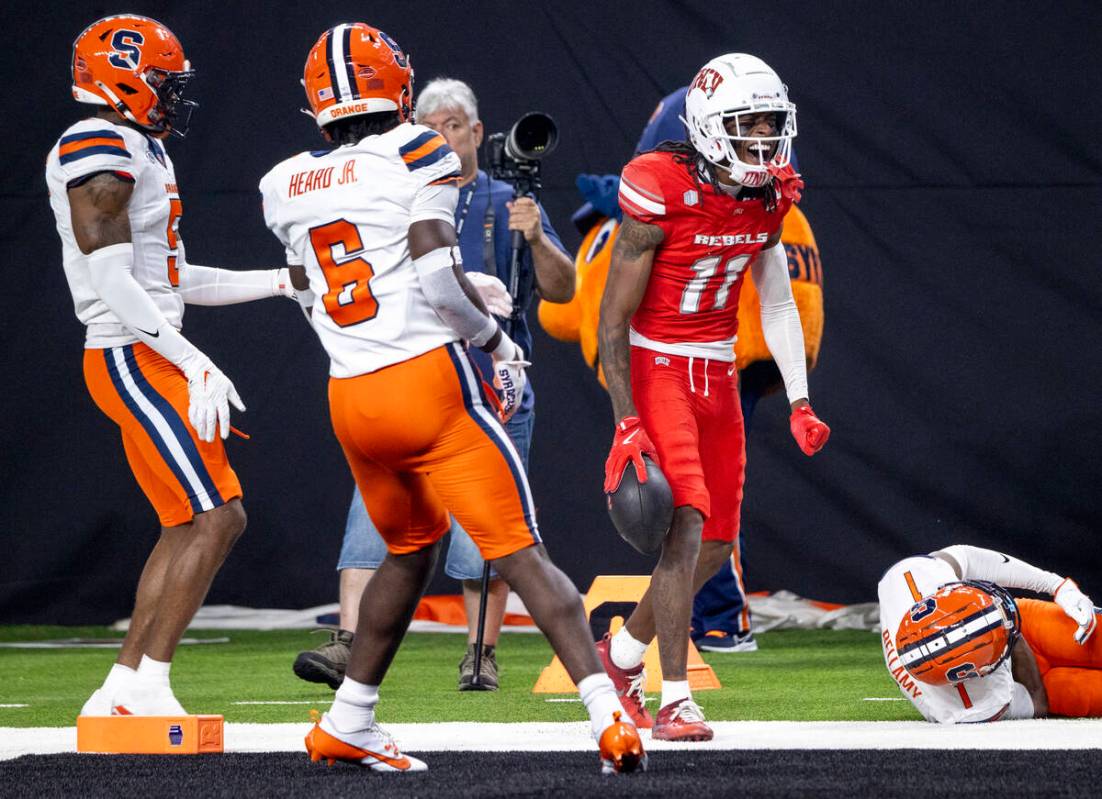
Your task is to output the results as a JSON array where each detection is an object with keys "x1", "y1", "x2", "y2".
[
  {"x1": 288, "y1": 161, "x2": 358, "y2": 198},
  {"x1": 164, "y1": 183, "x2": 179, "y2": 194}
]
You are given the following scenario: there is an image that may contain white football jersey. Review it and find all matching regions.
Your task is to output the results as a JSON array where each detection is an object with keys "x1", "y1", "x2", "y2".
[
  {"x1": 46, "y1": 117, "x2": 185, "y2": 348},
  {"x1": 259, "y1": 123, "x2": 463, "y2": 378},
  {"x1": 878, "y1": 555, "x2": 1019, "y2": 723}
]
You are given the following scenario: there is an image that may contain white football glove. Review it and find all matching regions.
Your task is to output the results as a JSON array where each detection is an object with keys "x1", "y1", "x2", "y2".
[
  {"x1": 272, "y1": 267, "x2": 297, "y2": 299},
  {"x1": 182, "y1": 356, "x2": 246, "y2": 442},
  {"x1": 492, "y1": 341, "x2": 530, "y2": 423},
  {"x1": 1054, "y1": 579, "x2": 1098, "y2": 645},
  {"x1": 466, "y1": 271, "x2": 514, "y2": 318}
]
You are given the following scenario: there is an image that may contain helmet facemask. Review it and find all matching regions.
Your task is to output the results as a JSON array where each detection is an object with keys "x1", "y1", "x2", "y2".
[
  {"x1": 145, "y1": 66, "x2": 198, "y2": 138},
  {"x1": 686, "y1": 101, "x2": 796, "y2": 188}
]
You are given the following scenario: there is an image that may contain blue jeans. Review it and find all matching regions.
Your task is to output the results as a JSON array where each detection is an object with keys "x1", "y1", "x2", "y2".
[{"x1": 337, "y1": 408, "x2": 534, "y2": 581}]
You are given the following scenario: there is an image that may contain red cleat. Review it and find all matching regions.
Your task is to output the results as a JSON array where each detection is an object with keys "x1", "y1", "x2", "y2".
[
  {"x1": 595, "y1": 634, "x2": 653, "y2": 729},
  {"x1": 652, "y1": 698, "x2": 713, "y2": 741},
  {"x1": 599, "y1": 711, "x2": 647, "y2": 775}
]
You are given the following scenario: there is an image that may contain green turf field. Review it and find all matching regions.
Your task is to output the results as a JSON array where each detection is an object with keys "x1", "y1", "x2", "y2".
[{"x1": 0, "y1": 627, "x2": 921, "y2": 727}]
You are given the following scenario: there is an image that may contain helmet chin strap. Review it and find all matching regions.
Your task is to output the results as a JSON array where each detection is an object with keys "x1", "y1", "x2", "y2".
[{"x1": 94, "y1": 80, "x2": 145, "y2": 130}]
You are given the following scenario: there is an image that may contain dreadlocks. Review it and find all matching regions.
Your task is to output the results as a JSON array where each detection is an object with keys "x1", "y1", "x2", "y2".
[{"x1": 649, "y1": 140, "x2": 777, "y2": 212}]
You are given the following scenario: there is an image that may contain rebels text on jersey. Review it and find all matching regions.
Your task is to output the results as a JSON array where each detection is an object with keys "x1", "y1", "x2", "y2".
[
  {"x1": 618, "y1": 151, "x2": 796, "y2": 360},
  {"x1": 46, "y1": 118, "x2": 185, "y2": 348},
  {"x1": 259, "y1": 124, "x2": 462, "y2": 378}
]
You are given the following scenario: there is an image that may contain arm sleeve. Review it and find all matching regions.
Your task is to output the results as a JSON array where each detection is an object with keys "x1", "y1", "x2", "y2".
[
  {"x1": 86, "y1": 243, "x2": 204, "y2": 369},
  {"x1": 751, "y1": 241, "x2": 808, "y2": 403},
  {"x1": 177, "y1": 263, "x2": 284, "y2": 306},
  {"x1": 413, "y1": 246, "x2": 498, "y2": 346},
  {"x1": 933, "y1": 545, "x2": 1064, "y2": 595}
]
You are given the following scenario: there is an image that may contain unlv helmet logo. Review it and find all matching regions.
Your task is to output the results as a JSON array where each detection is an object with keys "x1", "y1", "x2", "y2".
[{"x1": 691, "y1": 67, "x2": 724, "y2": 98}]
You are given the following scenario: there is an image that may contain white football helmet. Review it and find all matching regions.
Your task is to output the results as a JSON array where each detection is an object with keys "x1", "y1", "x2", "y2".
[{"x1": 682, "y1": 53, "x2": 797, "y2": 188}]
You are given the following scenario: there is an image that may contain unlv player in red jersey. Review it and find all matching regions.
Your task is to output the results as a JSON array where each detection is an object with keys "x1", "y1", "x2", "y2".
[{"x1": 597, "y1": 53, "x2": 830, "y2": 741}]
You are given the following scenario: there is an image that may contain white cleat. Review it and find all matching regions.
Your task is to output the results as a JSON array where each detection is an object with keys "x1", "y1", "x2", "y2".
[
  {"x1": 110, "y1": 684, "x2": 188, "y2": 716},
  {"x1": 305, "y1": 713, "x2": 428, "y2": 772}
]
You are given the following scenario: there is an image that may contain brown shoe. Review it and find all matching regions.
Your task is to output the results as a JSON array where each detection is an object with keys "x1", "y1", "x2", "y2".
[
  {"x1": 293, "y1": 629, "x2": 353, "y2": 689},
  {"x1": 458, "y1": 644, "x2": 499, "y2": 691}
]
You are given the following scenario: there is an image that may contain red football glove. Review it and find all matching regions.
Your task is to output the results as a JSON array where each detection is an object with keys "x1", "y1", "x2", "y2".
[
  {"x1": 603, "y1": 416, "x2": 657, "y2": 493},
  {"x1": 789, "y1": 405, "x2": 830, "y2": 456},
  {"x1": 767, "y1": 163, "x2": 804, "y2": 204}
]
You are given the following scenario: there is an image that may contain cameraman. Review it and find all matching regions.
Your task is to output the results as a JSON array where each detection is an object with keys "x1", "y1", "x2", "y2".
[{"x1": 293, "y1": 78, "x2": 574, "y2": 692}]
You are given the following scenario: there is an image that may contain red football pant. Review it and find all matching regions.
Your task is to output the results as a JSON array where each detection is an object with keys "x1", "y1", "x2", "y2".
[{"x1": 630, "y1": 347, "x2": 745, "y2": 543}]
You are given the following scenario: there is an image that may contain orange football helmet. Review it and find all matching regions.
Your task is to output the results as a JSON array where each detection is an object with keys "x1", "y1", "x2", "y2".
[
  {"x1": 71, "y1": 15, "x2": 196, "y2": 137},
  {"x1": 896, "y1": 580, "x2": 1020, "y2": 685},
  {"x1": 303, "y1": 23, "x2": 413, "y2": 129}
]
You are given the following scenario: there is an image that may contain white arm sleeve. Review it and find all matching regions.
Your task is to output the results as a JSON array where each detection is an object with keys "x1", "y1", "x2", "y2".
[
  {"x1": 751, "y1": 241, "x2": 808, "y2": 403},
  {"x1": 413, "y1": 246, "x2": 499, "y2": 347},
  {"x1": 177, "y1": 263, "x2": 285, "y2": 306},
  {"x1": 933, "y1": 545, "x2": 1063, "y2": 595},
  {"x1": 86, "y1": 243, "x2": 204, "y2": 369}
]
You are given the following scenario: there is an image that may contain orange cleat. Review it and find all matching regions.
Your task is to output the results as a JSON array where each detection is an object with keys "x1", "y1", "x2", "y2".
[
  {"x1": 595, "y1": 634, "x2": 654, "y2": 728},
  {"x1": 599, "y1": 711, "x2": 647, "y2": 775},
  {"x1": 304, "y1": 714, "x2": 427, "y2": 772},
  {"x1": 652, "y1": 698, "x2": 713, "y2": 741}
]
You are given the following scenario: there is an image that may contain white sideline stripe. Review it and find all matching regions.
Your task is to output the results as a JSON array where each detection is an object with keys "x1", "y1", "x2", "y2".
[
  {"x1": 0, "y1": 705, "x2": 28, "y2": 709},
  {"x1": 232, "y1": 701, "x2": 316, "y2": 706},
  {"x1": 4, "y1": 719, "x2": 1102, "y2": 760},
  {"x1": 862, "y1": 697, "x2": 907, "y2": 702}
]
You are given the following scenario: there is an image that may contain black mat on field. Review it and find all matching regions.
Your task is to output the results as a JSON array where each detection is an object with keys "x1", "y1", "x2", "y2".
[{"x1": 2, "y1": 750, "x2": 1098, "y2": 798}]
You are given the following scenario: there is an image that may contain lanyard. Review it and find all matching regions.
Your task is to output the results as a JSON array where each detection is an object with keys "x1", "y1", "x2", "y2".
[{"x1": 455, "y1": 183, "x2": 476, "y2": 236}]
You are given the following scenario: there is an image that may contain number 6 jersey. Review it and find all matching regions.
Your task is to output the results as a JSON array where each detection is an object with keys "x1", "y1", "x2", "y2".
[
  {"x1": 46, "y1": 117, "x2": 185, "y2": 348},
  {"x1": 618, "y1": 150, "x2": 796, "y2": 360},
  {"x1": 259, "y1": 124, "x2": 463, "y2": 378}
]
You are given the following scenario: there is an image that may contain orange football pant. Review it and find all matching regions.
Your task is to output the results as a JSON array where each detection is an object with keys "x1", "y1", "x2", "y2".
[
  {"x1": 1019, "y1": 598, "x2": 1102, "y2": 717},
  {"x1": 83, "y1": 343, "x2": 242, "y2": 528},
  {"x1": 328, "y1": 342, "x2": 539, "y2": 560}
]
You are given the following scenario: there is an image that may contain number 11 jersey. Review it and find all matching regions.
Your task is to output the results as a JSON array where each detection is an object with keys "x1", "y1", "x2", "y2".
[
  {"x1": 618, "y1": 150, "x2": 796, "y2": 360},
  {"x1": 259, "y1": 124, "x2": 463, "y2": 378}
]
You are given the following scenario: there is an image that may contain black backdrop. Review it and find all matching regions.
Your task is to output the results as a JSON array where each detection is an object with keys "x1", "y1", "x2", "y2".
[{"x1": 2, "y1": 1, "x2": 1100, "y2": 623}]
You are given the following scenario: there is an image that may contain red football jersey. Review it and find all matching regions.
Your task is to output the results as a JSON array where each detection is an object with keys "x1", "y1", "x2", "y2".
[{"x1": 618, "y1": 151, "x2": 796, "y2": 353}]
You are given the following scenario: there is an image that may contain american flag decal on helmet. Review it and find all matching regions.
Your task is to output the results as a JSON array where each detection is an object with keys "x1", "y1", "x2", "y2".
[{"x1": 317, "y1": 87, "x2": 333, "y2": 101}]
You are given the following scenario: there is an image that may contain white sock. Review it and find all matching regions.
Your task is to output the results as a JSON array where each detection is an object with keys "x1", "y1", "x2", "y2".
[
  {"x1": 137, "y1": 655, "x2": 172, "y2": 688},
  {"x1": 328, "y1": 677, "x2": 379, "y2": 732},
  {"x1": 103, "y1": 663, "x2": 138, "y2": 691},
  {"x1": 660, "y1": 680, "x2": 691, "y2": 710},
  {"x1": 577, "y1": 673, "x2": 626, "y2": 739},
  {"x1": 609, "y1": 628, "x2": 648, "y2": 670}
]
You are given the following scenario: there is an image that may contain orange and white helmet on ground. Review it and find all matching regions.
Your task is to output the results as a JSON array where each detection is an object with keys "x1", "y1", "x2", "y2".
[
  {"x1": 896, "y1": 580, "x2": 1021, "y2": 685},
  {"x1": 71, "y1": 15, "x2": 197, "y2": 137},
  {"x1": 303, "y1": 23, "x2": 413, "y2": 128}
]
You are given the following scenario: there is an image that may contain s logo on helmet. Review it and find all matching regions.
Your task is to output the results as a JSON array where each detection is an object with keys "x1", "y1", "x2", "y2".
[
  {"x1": 909, "y1": 597, "x2": 937, "y2": 622},
  {"x1": 108, "y1": 29, "x2": 144, "y2": 70},
  {"x1": 946, "y1": 663, "x2": 977, "y2": 683},
  {"x1": 378, "y1": 30, "x2": 408, "y2": 68},
  {"x1": 690, "y1": 67, "x2": 724, "y2": 98}
]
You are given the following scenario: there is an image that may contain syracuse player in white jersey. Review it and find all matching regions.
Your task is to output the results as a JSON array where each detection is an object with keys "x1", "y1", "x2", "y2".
[
  {"x1": 259, "y1": 22, "x2": 643, "y2": 775},
  {"x1": 879, "y1": 544, "x2": 1097, "y2": 722},
  {"x1": 45, "y1": 15, "x2": 295, "y2": 717}
]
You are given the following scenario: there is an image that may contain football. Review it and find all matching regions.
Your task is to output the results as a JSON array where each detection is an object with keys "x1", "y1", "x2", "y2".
[{"x1": 606, "y1": 455, "x2": 674, "y2": 555}]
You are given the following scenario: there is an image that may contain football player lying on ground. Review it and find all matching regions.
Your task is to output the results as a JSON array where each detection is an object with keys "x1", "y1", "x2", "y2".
[
  {"x1": 259, "y1": 23, "x2": 643, "y2": 775},
  {"x1": 879, "y1": 544, "x2": 1101, "y2": 722}
]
